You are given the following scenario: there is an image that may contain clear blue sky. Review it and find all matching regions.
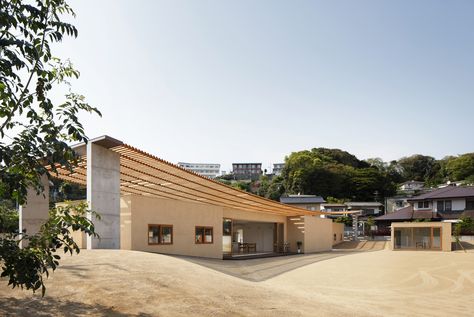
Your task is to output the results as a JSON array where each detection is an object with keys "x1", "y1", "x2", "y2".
[{"x1": 56, "y1": 0, "x2": 474, "y2": 173}]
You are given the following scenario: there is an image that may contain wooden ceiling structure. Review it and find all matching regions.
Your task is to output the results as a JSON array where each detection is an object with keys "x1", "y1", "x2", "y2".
[{"x1": 51, "y1": 137, "x2": 357, "y2": 217}]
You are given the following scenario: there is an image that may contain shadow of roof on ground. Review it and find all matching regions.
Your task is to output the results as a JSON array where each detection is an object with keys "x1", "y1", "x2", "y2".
[{"x1": 170, "y1": 251, "x2": 370, "y2": 282}]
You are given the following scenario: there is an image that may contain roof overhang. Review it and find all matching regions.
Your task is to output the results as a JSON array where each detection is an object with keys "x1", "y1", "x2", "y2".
[{"x1": 50, "y1": 136, "x2": 342, "y2": 217}]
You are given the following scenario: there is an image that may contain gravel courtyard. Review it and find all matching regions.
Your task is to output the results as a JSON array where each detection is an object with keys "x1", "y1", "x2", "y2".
[{"x1": 1, "y1": 249, "x2": 474, "y2": 317}]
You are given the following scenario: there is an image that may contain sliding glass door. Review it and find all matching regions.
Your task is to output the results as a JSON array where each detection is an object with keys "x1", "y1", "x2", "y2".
[{"x1": 394, "y1": 226, "x2": 442, "y2": 250}]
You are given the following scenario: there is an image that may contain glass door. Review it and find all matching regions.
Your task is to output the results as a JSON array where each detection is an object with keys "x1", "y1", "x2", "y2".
[{"x1": 432, "y1": 227, "x2": 441, "y2": 249}]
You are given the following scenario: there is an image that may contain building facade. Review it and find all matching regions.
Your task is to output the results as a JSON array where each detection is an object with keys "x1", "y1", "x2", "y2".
[
  {"x1": 273, "y1": 163, "x2": 285, "y2": 176},
  {"x1": 21, "y1": 136, "x2": 342, "y2": 259},
  {"x1": 178, "y1": 162, "x2": 220, "y2": 178},
  {"x1": 376, "y1": 185, "x2": 474, "y2": 242},
  {"x1": 399, "y1": 180, "x2": 425, "y2": 192},
  {"x1": 232, "y1": 163, "x2": 262, "y2": 180}
]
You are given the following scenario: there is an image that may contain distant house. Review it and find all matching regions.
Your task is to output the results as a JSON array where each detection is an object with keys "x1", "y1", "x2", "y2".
[
  {"x1": 376, "y1": 185, "x2": 474, "y2": 226},
  {"x1": 272, "y1": 163, "x2": 285, "y2": 176},
  {"x1": 178, "y1": 162, "x2": 220, "y2": 178},
  {"x1": 321, "y1": 203, "x2": 347, "y2": 212},
  {"x1": 232, "y1": 163, "x2": 262, "y2": 180},
  {"x1": 399, "y1": 180, "x2": 424, "y2": 192},
  {"x1": 385, "y1": 196, "x2": 411, "y2": 213},
  {"x1": 346, "y1": 202, "x2": 383, "y2": 217},
  {"x1": 376, "y1": 186, "x2": 474, "y2": 252},
  {"x1": 280, "y1": 194, "x2": 326, "y2": 212}
]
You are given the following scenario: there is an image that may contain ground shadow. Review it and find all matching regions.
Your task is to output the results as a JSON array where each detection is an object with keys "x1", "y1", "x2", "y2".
[
  {"x1": 452, "y1": 241, "x2": 474, "y2": 251},
  {"x1": 0, "y1": 296, "x2": 153, "y2": 317},
  {"x1": 171, "y1": 250, "x2": 364, "y2": 282}
]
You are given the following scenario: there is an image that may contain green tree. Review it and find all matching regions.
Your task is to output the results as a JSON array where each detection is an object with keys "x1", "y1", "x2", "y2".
[
  {"x1": 1, "y1": 0, "x2": 101, "y2": 295},
  {"x1": 453, "y1": 217, "x2": 474, "y2": 252},
  {"x1": 265, "y1": 175, "x2": 285, "y2": 201},
  {"x1": 282, "y1": 149, "x2": 396, "y2": 201},
  {"x1": 397, "y1": 155, "x2": 438, "y2": 182},
  {"x1": 446, "y1": 153, "x2": 474, "y2": 181}
]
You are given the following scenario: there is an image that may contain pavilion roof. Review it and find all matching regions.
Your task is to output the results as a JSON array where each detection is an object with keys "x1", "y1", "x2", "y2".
[{"x1": 50, "y1": 136, "x2": 359, "y2": 217}]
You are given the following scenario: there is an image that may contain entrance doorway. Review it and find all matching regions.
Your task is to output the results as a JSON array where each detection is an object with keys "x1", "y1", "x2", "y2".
[{"x1": 222, "y1": 218, "x2": 285, "y2": 258}]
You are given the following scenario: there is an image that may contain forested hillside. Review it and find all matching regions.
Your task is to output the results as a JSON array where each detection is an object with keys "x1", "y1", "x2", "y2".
[{"x1": 257, "y1": 149, "x2": 474, "y2": 202}]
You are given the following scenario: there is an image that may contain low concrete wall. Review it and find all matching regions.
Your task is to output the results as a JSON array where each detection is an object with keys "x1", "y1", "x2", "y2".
[
  {"x1": 303, "y1": 216, "x2": 333, "y2": 253},
  {"x1": 19, "y1": 175, "x2": 50, "y2": 248},
  {"x1": 332, "y1": 222, "x2": 344, "y2": 245}
]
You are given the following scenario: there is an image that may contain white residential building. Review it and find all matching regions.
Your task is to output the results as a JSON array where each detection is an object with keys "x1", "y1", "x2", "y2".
[{"x1": 178, "y1": 162, "x2": 220, "y2": 178}]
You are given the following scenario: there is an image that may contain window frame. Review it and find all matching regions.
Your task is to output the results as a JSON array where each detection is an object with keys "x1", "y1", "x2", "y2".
[
  {"x1": 148, "y1": 224, "x2": 173, "y2": 245},
  {"x1": 467, "y1": 200, "x2": 474, "y2": 210},
  {"x1": 418, "y1": 201, "x2": 429, "y2": 209},
  {"x1": 444, "y1": 200, "x2": 452, "y2": 211},
  {"x1": 195, "y1": 226, "x2": 214, "y2": 244}
]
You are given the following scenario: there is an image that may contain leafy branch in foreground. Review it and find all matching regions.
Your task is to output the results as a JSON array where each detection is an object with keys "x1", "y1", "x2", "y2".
[
  {"x1": 1, "y1": 0, "x2": 101, "y2": 203},
  {"x1": 0, "y1": 202, "x2": 99, "y2": 296},
  {"x1": 0, "y1": 0, "x2": 101, "y2": 296}
]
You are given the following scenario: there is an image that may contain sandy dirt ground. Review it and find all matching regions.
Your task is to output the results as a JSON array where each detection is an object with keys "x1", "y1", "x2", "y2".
[{"x1": 1, "y1": 249, "x2": 474, "y2": 317}]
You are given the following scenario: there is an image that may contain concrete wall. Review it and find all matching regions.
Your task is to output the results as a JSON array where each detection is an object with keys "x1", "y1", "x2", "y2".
[
  {"x1": 87, "y1": 143, "x2": 121, "y2": 249},
  {"x1": 19, "y1": 175, "x2": 50, "y2": 248},
  {"x1": 390, "y1": 222, "x2": 452, "y2": 252},
  {"x1": 332, "y1": 222, "x2": 344, "y2": 245},
  {"x1": 20, "y1": 176, "x2": 50, "y2": 236},
  {"x1": 303, "y1": 216, "x2": 333, "y2": 253}
]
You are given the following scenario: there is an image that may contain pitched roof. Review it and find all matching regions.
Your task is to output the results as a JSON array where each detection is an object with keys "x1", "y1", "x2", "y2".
[
  {"x1": 408, "y1": 186, "x2": 474, "y2": 201},
  {"x1": 375, "y1": 206, "x2": 439, "y2": 221},
  {"x1": 375, "y1": 206, "x2": 413, "y2": 221},
  {"x1": 50, "y1": 136, "x2": 326, "y2": 217},
  {"x1": 280, "y1": 195, "x2": 326, "y2": 204}
]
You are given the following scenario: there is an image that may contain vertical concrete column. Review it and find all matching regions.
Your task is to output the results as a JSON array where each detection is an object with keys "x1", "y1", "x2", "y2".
[
  {"x1": 19, "y1": 175, "x2": 50, "y2": 248},
  {"x1": 87, "y1": 142, "x2": 121, "y2": 249}
]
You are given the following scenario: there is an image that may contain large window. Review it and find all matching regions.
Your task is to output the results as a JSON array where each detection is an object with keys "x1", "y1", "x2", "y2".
[
  {"x1": 394, "y1": 227, "x2": 442, "y2": 250},
  {"x1": 148, "y1": 224, "x2": 173, "y2": 245},
  {"x1": 437, "y1": 200, "x2": 452, "y2": 211},
  {"x1": 467, "y1": 200, "x2": 474, "y2": 210},
  {"x1": 195, "y1": 226, "x2": 213, "y2": 244},
  {"x1": 417, "y1": 201, "x2": 429, "y2": 209}
]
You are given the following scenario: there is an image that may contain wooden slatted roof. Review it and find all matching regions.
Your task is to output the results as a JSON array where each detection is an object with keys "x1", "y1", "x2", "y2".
[{"x1": 50, "y1": 137, "x2": 356, "y2": 217}]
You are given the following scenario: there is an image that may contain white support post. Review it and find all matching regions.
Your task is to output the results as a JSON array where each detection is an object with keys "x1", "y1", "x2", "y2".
[
  {"x1": 352, "y1": 214, "x2": 359, "y2": 241},
  {"x1": 86, "y1": 142, "x2": 121, "y2": 249},
  {"x1": 19, "y1": 175, "x2": 50, "y2": 248}
]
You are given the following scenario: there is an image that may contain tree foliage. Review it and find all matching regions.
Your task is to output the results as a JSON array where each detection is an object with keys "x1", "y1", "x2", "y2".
[
  {"x1": 0, "y1": 0, "x2": 100, "y2": 203},
  {"x1": 0, "y1": 202, "x2": 98, "y2": 296},
  {"x1": 446, "y1": 153, "x2": 474, "y2": 182},
  {"x1": 281, "y1": 148, "x2": 398, "y2": 201},
  {"x1": 1, "y1": 0, "x2": 101, "y2": 295},
  {"x1": 397, "y1": 155, "x2": 439, "y2": 182}
]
